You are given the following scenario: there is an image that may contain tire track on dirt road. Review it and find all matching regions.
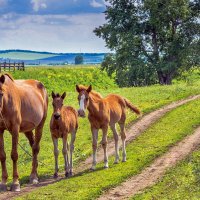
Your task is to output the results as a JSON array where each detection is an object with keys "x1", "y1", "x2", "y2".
[{"x1": 98, "y1": 126, "x2": 200, "y2": 200}]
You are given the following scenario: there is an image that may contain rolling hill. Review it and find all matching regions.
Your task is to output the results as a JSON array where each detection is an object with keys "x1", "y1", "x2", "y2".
[{"x1": 0, "y1": 50, "x2": 106, "y2": 65}]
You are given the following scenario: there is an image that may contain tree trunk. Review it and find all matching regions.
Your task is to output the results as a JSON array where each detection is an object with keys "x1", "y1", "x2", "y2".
[{"x1": 157, "y1": 71, "x2": 172, "y2": 85}]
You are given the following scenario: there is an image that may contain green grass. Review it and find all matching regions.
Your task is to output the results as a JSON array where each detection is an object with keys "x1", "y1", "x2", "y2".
[
  {"x1": 10, "y1": 66, "x2": 117, "y2": 92},
  {"x1": 133, "y1": 150, "x2": 200, "y2": 200},
  {"x1": 0, "y1": 52, "x2": 56, "y2": 60},
  {"x1": 1, "y1": 67, "x2": 200, "y2": 197},
  {"x1": 16, "y1": 97, "x2": 200, "y2": 199}
]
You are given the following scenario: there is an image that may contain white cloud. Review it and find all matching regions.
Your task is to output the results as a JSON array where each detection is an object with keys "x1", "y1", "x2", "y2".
[
  {"x1": 31, "y1": 0, "x2": 47, "y2": 12},
  {"x1": 90, "y1": 0, "x2": 104, "y2": 8},
  {"x1": 0, "y1": 13, "x2": 109, "y2": 53}
]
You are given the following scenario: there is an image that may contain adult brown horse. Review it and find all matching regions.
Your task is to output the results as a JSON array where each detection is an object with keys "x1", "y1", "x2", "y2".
[
  {"x1": 76, "y1": 85, "x2": 140, "y2": 170},
  {"x1": 0, "y1": 74, "x2": 48, "y2": 192}
]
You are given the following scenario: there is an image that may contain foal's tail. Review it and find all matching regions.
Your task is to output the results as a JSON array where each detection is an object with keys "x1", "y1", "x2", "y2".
[{"x1": 124, "y1": 98, "x2": 141, "y2": 115}]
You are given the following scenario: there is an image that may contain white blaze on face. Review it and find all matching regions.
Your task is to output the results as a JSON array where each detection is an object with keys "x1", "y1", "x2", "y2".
[{"x1": 79, "y1": 94, "x2": 85, "y2": 111}]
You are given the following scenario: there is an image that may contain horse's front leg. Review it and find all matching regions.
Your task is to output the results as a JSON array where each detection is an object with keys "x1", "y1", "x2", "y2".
[
  {"x1": 0, "y1": 130, "x2": 8, "y2": 192},
  {"x1": 52, "y1": 136, "x2": 59, "y2": 178},
  {"x1": 69, "y1": 130, "x2": 76, "y2": 175},
  {"x1": 91, "y1": 127, "x2": 99, "y2": 170},
  {"x1": 62, "y1": 134, "x2": 70, "y2": 177},
  {"x1": 102, "y1": 125, "x2": 108, "y2": 168},
  {"x1": 10, "y1": 126, "x2": 20, "y2": 192}
]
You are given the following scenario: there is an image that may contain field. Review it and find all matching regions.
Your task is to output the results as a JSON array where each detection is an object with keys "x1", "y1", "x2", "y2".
[
  {"x1": 18, "y1": 98, "x2": 200, "y2": 200},
  {"x1": 1, "y1": 66, "x2": 200, "y2": 199}
]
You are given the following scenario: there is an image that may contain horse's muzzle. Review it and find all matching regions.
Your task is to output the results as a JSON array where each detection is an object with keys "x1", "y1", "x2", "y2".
[
  {"x1": 54, "y1": 113, "x2": 61, "y2": 120},
  {"x1": 78, "y1": 109, "x2": 85, "y2": 118}
]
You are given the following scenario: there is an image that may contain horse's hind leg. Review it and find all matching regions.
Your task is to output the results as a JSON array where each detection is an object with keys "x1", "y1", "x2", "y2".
[
  {"x1": 30, "y1": 121, "x2": 44, "y2": 184},
  {"x1": 110, "y1": 123, "x2": 119, "y2": 164},
  {"x1": 119, "y1": 111, "x2": 127, "y2": 162},
  {"x1": 119, "y1": 121, "x2": 127, "y2": 162},
  {"x1": 0, "y1": 130, "x2": 8, "y2": 191},
  {"x1": 24, "y1": 131, "x2": 34, "y2": 147}
]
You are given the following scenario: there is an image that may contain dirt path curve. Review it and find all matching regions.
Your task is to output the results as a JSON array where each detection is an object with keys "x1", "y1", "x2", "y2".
[
  {"x1": 0, "y1": 95, "x2": 200, "y2": 200},
  {"x1": 98, "y1": 126, "x2": 200, "y2": 200}
]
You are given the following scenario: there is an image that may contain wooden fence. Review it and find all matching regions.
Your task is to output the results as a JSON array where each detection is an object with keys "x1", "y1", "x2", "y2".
[{"x1": 0, "y1": 62, "x2": 25, "y2": 72}]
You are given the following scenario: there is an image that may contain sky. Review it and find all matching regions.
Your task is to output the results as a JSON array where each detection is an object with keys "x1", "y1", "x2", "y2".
[{"x1": 0, "y1": 0, "x2": 109, "y2": 53}]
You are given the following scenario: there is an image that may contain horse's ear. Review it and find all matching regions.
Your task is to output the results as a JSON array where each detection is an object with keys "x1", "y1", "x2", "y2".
[
  {"x1": 76, "y1": 85, "x2": 80, "y2": 93},
  {"x1": 0, "y1": 75, "x2": 5, "y2": 84},
  {"x1": 61, "y1": 92, "x2": 66, "y2": 99},
  {"x1": 87, "y1": 85, "x2": 92, "y2": 93},
  {"x1": 51, "y1": 91, "x2": 56, "y2": 99}
]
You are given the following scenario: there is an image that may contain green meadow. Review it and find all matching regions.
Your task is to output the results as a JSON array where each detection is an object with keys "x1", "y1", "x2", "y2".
[
  {"x1": 18, "y1": 91, "x2": 200, "y2": 200},
  {"x1": 1, "y1": 66, "x2": 200, "y2": 199}
]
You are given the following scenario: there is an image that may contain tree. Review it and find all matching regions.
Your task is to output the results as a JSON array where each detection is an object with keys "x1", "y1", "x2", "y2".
[
  {"x1": 94, "y1": 0, "x2": 200, "y2": 86},
  {"x1": 75, "y1": 55, "x2": 84, "y2": 65}
]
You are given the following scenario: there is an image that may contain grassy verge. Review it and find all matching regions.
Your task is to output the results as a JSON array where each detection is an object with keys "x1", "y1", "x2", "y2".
[
  {"x1": 16, "y1": 98, "x2": 200, "y2": 199},
  {"x1": 2, "y1": 67, "x2": 200, "y2": 186}
]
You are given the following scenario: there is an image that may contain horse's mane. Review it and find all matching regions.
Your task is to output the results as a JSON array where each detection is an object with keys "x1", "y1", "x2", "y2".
[
  {"x1": 4, "y1": 73, "x2": 14, "y2": 81},
  {"x1": 78, "y1": 85, "x2": 103, "y2": 99}
]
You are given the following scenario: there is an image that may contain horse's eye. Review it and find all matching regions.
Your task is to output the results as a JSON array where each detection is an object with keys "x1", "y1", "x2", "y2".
[{"x1": 85, "y1": 97, "x2": 89, "y2": 101}]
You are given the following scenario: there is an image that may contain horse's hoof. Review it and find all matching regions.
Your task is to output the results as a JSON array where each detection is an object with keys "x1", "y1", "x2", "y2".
[
  {"x1": 69, "y1": 171, "x2": 73, "y2": 176},
  {"x1": 114, "y1": 160, "x2": 119, "y2": 164},
  {"x1": 104, "y1": 165, "x2": 109, "y2": 169},
  {"x1": 30, "y1": 178, "x2": 39, "y2": 185},
  {"x1": 53, "y1": 173, "x2": 58, "y2": 179},
  {"x1": 0, "y1": 183, "x2": 7, "y2": 192},
  {"x1": 65, "y1": 172, "x2": 70, "y2": 178},
  {"x1": 122, "y1": 159, "x2": 126, "y2": 162},
  {"x1": 32, "y1": 179, "x2": 39, "y2": 184},
  {"x1": 10, "y1": 183, "x2": 20, "y2": 192},
  {"x1": 90, "y1": 167, "x2": 95, "y2": 171}
]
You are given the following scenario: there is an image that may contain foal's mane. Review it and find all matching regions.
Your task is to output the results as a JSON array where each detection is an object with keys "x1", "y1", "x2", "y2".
[
  {"x1": 4, "y1": 73, "x2": 14, "y2": 81},
  {"x1": 78, "y1": 85, "x2": 103, "y2": 99}
]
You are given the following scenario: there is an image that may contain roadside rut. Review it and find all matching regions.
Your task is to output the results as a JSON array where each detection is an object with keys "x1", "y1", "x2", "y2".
[{"x1": 0, "y1": 94, "x2": 200, "y2": 200}]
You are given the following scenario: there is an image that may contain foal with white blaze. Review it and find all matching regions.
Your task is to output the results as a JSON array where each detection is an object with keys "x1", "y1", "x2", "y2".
[
  {"x1": 50, "y1": 92, "x2": 78, "y2": 177},
  {"x1": 76, "y1": 85, "x2": 140, "y2": 170}
]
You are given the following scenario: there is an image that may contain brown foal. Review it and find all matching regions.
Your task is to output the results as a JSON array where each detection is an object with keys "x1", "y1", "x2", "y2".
[
  {"x1": 0, "y1": 74, "x2": 48, "y2": 192},
  {"x1": 50, "y1": 92, "x2": 78, "y2": 178},
  {"x1": 76, "y1": 85, "x2": 140, "y2": 170}
]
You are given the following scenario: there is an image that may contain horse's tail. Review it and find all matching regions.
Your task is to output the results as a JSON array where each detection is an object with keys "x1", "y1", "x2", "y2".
[{"x1": 124, "y1": 98, "x2": 141, "y2": 115}]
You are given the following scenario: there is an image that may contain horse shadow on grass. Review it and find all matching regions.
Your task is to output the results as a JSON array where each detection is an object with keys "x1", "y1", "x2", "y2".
[{"x1": 17, "y1": 165, "x2": 107, "y2": 190}]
